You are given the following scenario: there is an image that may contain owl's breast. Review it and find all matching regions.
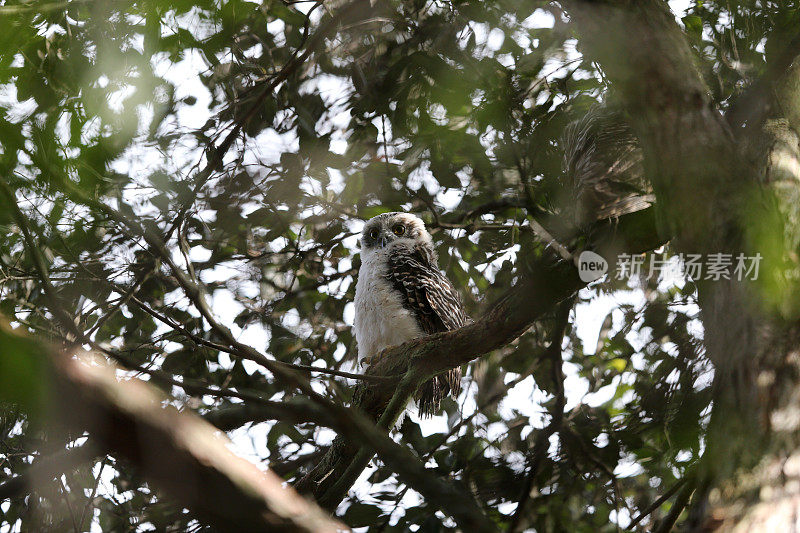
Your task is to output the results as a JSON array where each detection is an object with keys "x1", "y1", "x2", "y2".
[{"x1": 353, "y1": 252, "x2": 424, "y2": 364}]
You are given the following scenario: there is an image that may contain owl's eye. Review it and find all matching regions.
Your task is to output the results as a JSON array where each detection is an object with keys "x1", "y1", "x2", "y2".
[
  {"x1": 392, "y1": 224, "x2": 406, "y2": 236},
  {"x1": 368, "y1": 228, "x2": 380, "y2": 240}
]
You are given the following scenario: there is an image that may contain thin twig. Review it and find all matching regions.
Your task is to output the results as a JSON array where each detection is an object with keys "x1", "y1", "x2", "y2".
[
  {"x1": 78, "y1": 457, "x2": 107, "y2": 531},
  {"x1": 57, "y1": 476, "x2": 80, "y2": 533},
  {"x1": 507, "y1": 297, "x2": 574, "y2": 532},
  {"x1": 653, "y1": 482, "x2": 694, "y2": 533},
  {"x1": 628, "y1": 477, "x2": 687, "y2": 530}
]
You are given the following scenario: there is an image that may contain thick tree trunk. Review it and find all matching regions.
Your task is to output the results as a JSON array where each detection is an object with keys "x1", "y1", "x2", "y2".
[
  {"x1": 567, "y1": 1, "x2": 800, "y2": 529},
  {"x1": 700, "y1": 61, "x2": 800, "y2": 531}
]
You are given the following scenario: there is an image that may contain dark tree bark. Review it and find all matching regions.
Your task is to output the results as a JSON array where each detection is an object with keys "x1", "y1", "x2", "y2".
[
  {"x1": 566, "y1": 0, "x2": 800, "y2": 528},
  {"x1": 0, "y1": 319, "x2": 345, "y2": 533}
]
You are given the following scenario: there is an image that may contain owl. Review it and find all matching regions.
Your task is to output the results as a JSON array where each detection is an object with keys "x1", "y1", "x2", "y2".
[
  {"x1": 561, "y1": 105, "x2": 653, "y2": 224},
  {"x1": 353, "y1": 212, "x2": 469, "y2": 417}
]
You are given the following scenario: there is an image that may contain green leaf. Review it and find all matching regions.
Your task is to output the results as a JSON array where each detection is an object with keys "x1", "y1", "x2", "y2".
[
  {"x1": 682, "y1": 15, "x2": 703, "y2": 35},
  {"x1": 0, "y1": 321, "x2": 49, "y2": 420}
]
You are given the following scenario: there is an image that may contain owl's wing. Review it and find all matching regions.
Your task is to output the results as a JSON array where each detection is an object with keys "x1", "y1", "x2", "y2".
[
  {"x1": 386, "y1": 245, "x2": 468, "y2": 416},
  {"x1": 386, "y1": 246, "x2": 470, "y2": 334}
]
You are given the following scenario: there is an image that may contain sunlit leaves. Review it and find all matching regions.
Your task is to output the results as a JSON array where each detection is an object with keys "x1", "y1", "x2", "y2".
[{"x1": 0, "y1": 0, "x2": 774, "y2": 530}]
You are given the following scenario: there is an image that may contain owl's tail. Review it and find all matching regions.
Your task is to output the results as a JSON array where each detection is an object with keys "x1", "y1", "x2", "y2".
[{"x1": 415, "y1": 367, "x2": 462, "y2": 417}]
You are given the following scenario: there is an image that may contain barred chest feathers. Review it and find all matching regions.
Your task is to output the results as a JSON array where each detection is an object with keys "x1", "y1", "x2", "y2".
[
  {"x1": 353, "y1": 247, "x2": 424, "y2": 364},
  {"x1": 353, "y1": 211, "x2": 466, "y2": 418}
]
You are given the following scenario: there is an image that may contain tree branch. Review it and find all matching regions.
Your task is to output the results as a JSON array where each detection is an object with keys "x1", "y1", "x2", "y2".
[
  {"x1": 11, "y1": 171, "x2": 496, "y2": 530},
  {"x1": 166, "y1": 0, "x2": 369, "y2": 239},
  {"x1": 628, "y1": 477, "x2": 688, "y2": 530},
  {"x1": 0, "y1": 445, "x2": 95, "y2": 502},
  {"x1": 563, "y1": 0, "x2": 800, "y2": 528},
  {"x1": 52, "y1": 349, "x2": 346, "y2": 532},
  {"x1": 297, "y1": 205, "x2": 666, "y2": 510},
  {"x1": 508, "y1": 296, "x2": 573, "y2": 532},
  {"x1": 726, "y1": 26, "x2": 800, "y2": 132}
]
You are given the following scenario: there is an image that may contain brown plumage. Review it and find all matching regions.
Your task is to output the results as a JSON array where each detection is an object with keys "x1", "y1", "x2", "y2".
[
  {"x1": 386, "y1": 243, "x2": 470, "y2": 416},
  {"x1": 561, "y1": 105, "x2": 653, "y2": 224},
  {"x1": 353, "y1": 212, "x2": 469, "y2": 418}
]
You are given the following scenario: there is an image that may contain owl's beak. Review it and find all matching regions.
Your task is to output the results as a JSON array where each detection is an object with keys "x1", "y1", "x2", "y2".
[{"x1": 378, "y1": 235, "x2": 388, "y2": 248}]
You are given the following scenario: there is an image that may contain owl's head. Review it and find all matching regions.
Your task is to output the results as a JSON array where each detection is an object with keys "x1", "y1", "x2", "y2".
[{"x1": 359, "y1": 212, "x2": 433, "y2": 255}]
